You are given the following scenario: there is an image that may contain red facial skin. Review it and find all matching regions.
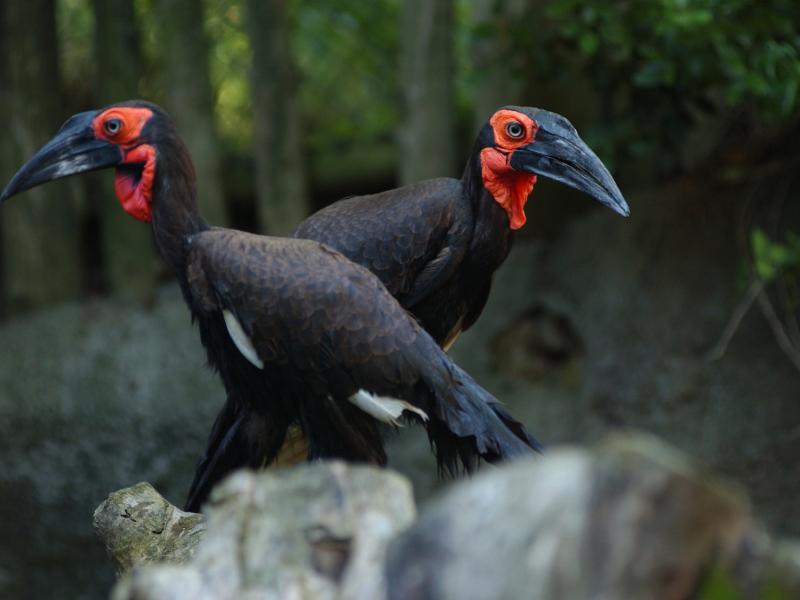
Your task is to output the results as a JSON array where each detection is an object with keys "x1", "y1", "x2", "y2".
[
  {"x1": 480, "y1": 109, "x2": 538, "y2": 230},
  {"x1": 92, "y1": 107, "x2": 156, "y2": 223}
]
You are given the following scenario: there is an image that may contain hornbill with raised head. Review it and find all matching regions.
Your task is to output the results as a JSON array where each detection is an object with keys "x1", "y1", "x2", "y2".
[
  {"x1": 295, "y1": 106, "x2": 629, "y2": 349},
  {"x1": 188, "y1": 106, "x2": 629, "y2": 510},
  {"x1": 1, "y1": 101, "x2": 541, "y2": 512}
]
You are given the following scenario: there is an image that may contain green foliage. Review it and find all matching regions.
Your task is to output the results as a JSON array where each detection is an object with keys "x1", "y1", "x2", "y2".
[
  {"x1": 751, "y1": 228, "x2": 800, "y2": 285},
  {"x1": 56, "y1": 0, "x2": 800, "y2": 180},
  {"x1": 205, "y1": 0, "x2": 253, "y2": 151},
  {"x1": 132, "y1": 0, "x2": 161, "y2": 101},
  {"x1": 505, "y1": 0, "x2": 800, "y2": 168},
  {"x1": 697, "y1": 567, "x2": 746, "y2": 600},
  {"x1": 292, "y1": 1, "x2": 401, "y2": 160},
  {"x1": 56, "y1": 0, "x2": 94, "y2": 100},
  {"x1": 698, "y1": 566, "x2": 790, "y2": 600}
]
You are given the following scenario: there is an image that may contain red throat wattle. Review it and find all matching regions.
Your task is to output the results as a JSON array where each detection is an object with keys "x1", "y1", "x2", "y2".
[
  {"x1": 115, "y1": 144, "x2": 156, "y2": 223},
  {"x1": 91, "y1": 106, "x2": 156, "y2": 223},
  {"x1": 480, "y1": 110, "x2": 538, "y2": 230},
  {"x1": 480, "y1": 147, "x2": 536, "y2": 230}
]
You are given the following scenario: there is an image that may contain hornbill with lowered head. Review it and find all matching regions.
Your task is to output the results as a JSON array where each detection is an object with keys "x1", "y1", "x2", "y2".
[
  {"x1": 187, "y1": 106, "x2": 629, "y2": 509},
  {"x1": 0, "y1": 101, "x2": 541, "y2": 512}
]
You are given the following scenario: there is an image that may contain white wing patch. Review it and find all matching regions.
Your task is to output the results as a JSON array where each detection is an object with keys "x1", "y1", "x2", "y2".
[
  {"x1": 223, "y1": 309, "x2": 264, "y2": 369},
  {"x1": 348, "y1": 390, "x2": 429, "y2": 426}
]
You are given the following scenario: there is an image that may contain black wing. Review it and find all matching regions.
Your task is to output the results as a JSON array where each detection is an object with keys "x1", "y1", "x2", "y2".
[
  {"x1": 293, "y1": 178, "x2": 472, "y2": 310},
  {"x1": 186, "y1": 229, "x2": 539, "y2": 481},
  {"x1": 187, "y1": 230, "x2": 424, "y2": 384}
]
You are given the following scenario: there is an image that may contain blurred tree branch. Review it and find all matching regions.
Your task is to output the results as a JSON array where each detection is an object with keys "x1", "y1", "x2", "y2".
[
  {"x1": 709, "y1": 171, "x2": 800, "y2": 375},
  {"x1": 755, "y1": 280, "x2": 800, "y2": 374},
  {"x1": 707, "y1": 278, "x2": 763, "y2": 362}
]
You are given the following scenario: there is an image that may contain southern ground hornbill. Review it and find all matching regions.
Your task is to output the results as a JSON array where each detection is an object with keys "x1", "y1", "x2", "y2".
[
  {"x1": 0, "y1": 101, "x2": 541, "y2": 512},
  {"x1": 190, "y1": 106, "x2": 629, "y2": 509},
  {"x1": 295, "y1": 106, "x2": 629, "y2": 349}
]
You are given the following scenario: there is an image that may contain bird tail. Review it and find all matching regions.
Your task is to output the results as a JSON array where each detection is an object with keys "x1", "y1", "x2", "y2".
[
  {"x1": 421, "y1": 355, "x2": 543, "y2": 473},
  {"x1": 184, "y1": 401, "x2": 306, "y2": 513}
]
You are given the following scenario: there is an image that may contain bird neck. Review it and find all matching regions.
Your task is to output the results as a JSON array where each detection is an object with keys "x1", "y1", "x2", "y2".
[
  {"x1": 149, "y1": 140, "x2": 209, "y2": 275},
  {"x1": 461, "y1": 149, "x2": 514, "y2": 269}
]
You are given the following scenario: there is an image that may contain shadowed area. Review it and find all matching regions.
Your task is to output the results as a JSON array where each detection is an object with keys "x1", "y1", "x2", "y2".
[{"x1": 0, "y1": 182, "x2": 799, "y2": 598}]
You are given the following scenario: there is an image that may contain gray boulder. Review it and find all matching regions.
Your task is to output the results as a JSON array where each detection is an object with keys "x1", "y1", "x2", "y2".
[
  {"x1": 109, "y1": 462, "x2": 415, "y2": 600},
  {"x1": 387, "y1": 433, "x2": 760, "y2": 600},
  {"x1": 95, "y1": 434, "x2": 800, "y2": 600}
]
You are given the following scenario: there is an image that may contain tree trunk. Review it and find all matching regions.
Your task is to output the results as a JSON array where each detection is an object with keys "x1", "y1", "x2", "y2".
[
  {"x1": 0, "y1": 0, "x2": 82, "y2": 312},
  {"x1": 470, "y1": 0, "x2": 528, "y2": 131},
  {"x1": 245, "y1": 0, "x2": 309, "y2": 235},
  {"x1": 91, "y1": 0, "x2": 158, "y2": 300},
  {"x1": 399, "y1": 0, "x2": 457, "y2": 184},
  {"x1": 151, "y1": 0, "x2": 227, "y2": 226}
]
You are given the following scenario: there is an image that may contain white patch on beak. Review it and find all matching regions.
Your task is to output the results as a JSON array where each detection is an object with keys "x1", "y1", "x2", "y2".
[
  {"x1": 348, "y1": 389, "x2": 428, "y2": 426},
  {"x1": 53, "y1": 155, "x2": 92, "y2": 178},
  {"x1": 223, "y1": 309, "x2": 264, "y2": 369}
]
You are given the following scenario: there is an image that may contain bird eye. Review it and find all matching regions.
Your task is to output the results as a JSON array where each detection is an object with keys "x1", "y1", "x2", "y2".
[
  {"x1": 505, "y1": 121, "x2": 525, "y2": 139},
  {"x1": 104, "y1": 118, "x2": 122, "y2": 135}
]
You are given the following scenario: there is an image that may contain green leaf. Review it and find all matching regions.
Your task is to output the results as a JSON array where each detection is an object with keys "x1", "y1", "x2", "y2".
[
  {"x1": 752, "y1": 228, "x2": 777, "y2": 282},
  {"x1": 696, "y1": 567, "x2": 745, "y2": 599},
  {"x1": 578, "y1": 32, "x2": 599, "y2": 55}
]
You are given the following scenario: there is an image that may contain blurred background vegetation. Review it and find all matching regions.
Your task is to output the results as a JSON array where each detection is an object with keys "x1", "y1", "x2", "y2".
[
  {"x1": 1, "y1": 0, "x2": 798, "y2": 313},
  {"x1": 1, "y1": 0, "x2": 800, "y2": 598}
]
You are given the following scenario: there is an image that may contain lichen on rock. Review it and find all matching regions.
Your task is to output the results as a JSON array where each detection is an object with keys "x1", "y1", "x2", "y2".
[
  {"x1": 93, "y1": 481, "x2": 206, "y2": 575},
  {"x1": 105, "y1": 462, "x2": 415, "y2": 600}
]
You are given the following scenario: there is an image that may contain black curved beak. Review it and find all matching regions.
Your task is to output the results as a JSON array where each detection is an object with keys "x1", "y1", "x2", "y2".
[
  {"x1": 0, "y1": 110, "x2": 122, "y2": 203},
  {"x1": 510, "y1": 110, "x2": 629, "y2": 217}
]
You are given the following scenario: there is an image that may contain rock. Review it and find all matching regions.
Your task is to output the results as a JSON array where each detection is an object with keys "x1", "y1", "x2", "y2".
[
  {"x1": 386, "y1": 433, "x2": 759, "y2": 600},
  {"x1": 93, "y1": 482, "x2": 206, "y2": 575},
  {"x1": 0, "y1": 287, "x2": 223, "y2": 599},
  {"x1": 111, "y1": 462, "x2": 415, "y2": 600},
  {"x1": 97, "y1": 434, "x2": 800, "y2": 600}
]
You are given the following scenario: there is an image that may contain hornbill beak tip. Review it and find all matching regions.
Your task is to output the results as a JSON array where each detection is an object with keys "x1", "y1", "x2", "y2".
[
  {"x1": 510, "y1": 109, "x2": 630, "y2": 218},
  {"x1": 602, "y1": 178, "x2": 630, "y2": 218},
  {"x1": 1, "y1": 110, "x2": 122, "y2": 203}
]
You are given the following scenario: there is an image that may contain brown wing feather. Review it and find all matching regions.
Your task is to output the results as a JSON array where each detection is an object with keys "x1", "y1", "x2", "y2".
[
  {"x1": 293, "y1": 178, "x2": 471, "y2": 308},
  {"x1": 186, "y1": 229, "x2": 425, "y2": 391}
]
